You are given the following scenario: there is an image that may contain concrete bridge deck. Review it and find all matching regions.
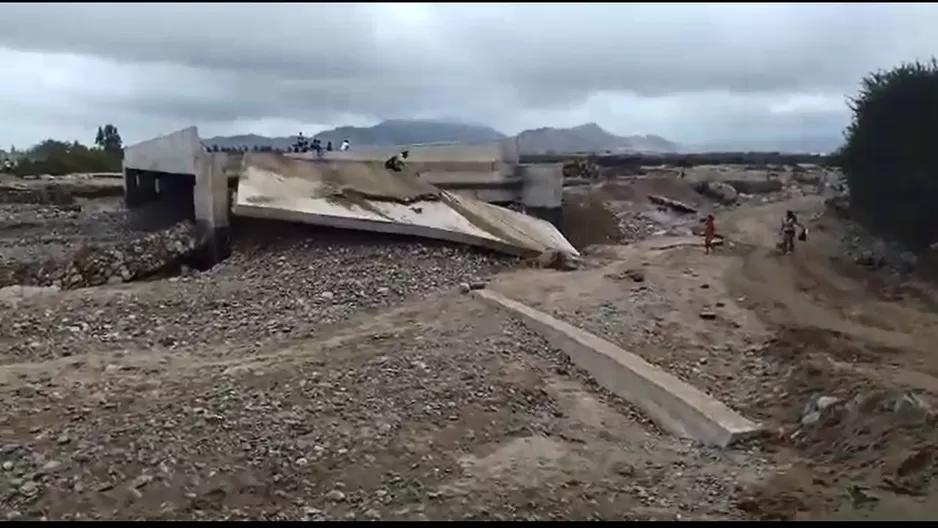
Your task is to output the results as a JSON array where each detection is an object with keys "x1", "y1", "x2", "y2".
[{"x1": 121, "y1": 127, "x2": 568, "y2": 265}]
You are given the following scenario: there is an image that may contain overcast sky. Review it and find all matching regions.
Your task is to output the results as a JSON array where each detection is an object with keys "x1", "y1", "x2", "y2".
[{"x1": 1, "y1": 2, "x2": 936, "y2": 151}]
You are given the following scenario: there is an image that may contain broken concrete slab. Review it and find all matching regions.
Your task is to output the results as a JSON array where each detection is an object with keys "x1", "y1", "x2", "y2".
[
  {"x1": 649, "y1": 194, "x2": 698, "y2": 214},
  {"x1": 473, "y1": 289, "x2": 761, "y2": 447},
  {"x1": 232, "y1": 153, "x2": 578, "y2": 258}
]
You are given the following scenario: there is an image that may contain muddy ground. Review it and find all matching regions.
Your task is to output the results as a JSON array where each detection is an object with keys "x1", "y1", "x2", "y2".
[
  {"x1": 3, "y1": 165, "x2": 936, "y2": 520},
  {"x1": 491, "y1": 195, "x2": 938, "y2": 520}
]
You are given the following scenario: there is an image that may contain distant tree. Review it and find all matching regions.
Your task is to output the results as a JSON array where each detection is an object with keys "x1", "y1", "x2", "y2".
[
  {"x1": 12, "y1": 137, "x2": 120, "y2": 176},
  {"x1": 94, "y1": 124, "x2": 123, "y2": 155},
  {"x1": 839, "y1": 58, "x2": 938, "y2": 249}
]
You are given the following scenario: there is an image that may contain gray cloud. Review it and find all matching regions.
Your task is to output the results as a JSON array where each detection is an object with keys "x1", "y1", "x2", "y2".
[{"x1": 1, "y1": 3, "x2": 937, "y2": 149}]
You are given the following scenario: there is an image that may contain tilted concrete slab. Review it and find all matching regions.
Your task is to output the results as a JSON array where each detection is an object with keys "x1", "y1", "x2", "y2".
[
  {"x1": 473, "y1": 289, "x2": 761, "y2": 447},
  {"x1": 231, "y1": 153, "x2": 577, "y2": 257}
]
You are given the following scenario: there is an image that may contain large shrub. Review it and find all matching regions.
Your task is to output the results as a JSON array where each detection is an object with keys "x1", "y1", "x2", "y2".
[{"x1": 839, "y1": 59, "x2": 938, "y2": 249}]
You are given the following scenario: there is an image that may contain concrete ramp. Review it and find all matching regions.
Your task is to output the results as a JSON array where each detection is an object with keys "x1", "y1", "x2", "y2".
[{"x1": 232, "y1": 153, "x2": 578, "y2": 257}]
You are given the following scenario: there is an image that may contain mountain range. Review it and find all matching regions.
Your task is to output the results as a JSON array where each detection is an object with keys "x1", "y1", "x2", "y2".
[{"x1": 203, "y1": 119, "x2": 681, "y2": 154}]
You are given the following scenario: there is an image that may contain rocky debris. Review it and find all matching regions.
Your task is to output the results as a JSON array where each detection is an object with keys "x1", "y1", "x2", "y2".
[
  {"x1": 0, "y1": 203, "x2": 82, "y2": 228},
  {"x1": 694, "y1": 181, "x2": 738, "y2": 205},
  {"x1": 458, "y1": 281, "x2": 486, "y2": 294},
  {"x1": 0, "y1": 181, "x2": 123, "y2": 204},
  {"x1": 791, "y1": 168, "x2": 821, "y2": 184},
  {"x1": 613, "y1": 211, "x2": 667, "y2": 243},
  {"x1": 648, "y1": 194, "x2": 697, "y2": 214},
  {"x1": 824, "y1": 195, "x2": 850, "y2": 219},
  {"x1": 836, "y1": 221, "x2": 919, "y2": 274},
  {"x1": 0, "y1": 221, "x2": 198, "y2": 289},
  {"x1": 563, "y1": 158, "x2": 602, "y2": 180},
  {"x1": 793, "y1": 390, "x2": 934, "y2": 441},
  {"x1": 0, "y1": 300, "x2": 642, "y2": 520},
  {"x1": 0, "y1": 186, "x2": 75, "y2": 206},
  {"x1": 1, "y1": 225, "x2": 515, "y2": 364},
  {"x1": 725, "y1": 180, "x2": 784, "y2": 195},
  {"x1": 606, "y1": 268, "x2": 646, "y2": 283},
  {"x1": 0, "y1": 199, "x2": 138, "y2": 265},
  {"x1": 0, "y1": 285, "x2": 60, "y2": 307},
  {"x1": 528, "y1": 249, "x2": 581, "y2": 271},
  {"x1": 798, "y1": 394, "x2": 841, "y2": 426}
]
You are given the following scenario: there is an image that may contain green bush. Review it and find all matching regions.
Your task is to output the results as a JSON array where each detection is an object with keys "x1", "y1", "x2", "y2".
[
  {"x1": 9, "y1": 124, "x2": 123, "y2": 177},
  {"x1": 839, "y1": 59, "x2": 938, "y2": 249}
]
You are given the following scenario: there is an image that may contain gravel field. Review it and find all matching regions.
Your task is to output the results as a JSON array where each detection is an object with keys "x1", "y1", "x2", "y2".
[
  {"x1": 1, "y1": 293, "x2": 776, "y2": 521},
  {"x1": 0, "y1": 199, "x2": 135, "y2": 264},
  {"x1": 1, "y1": 218, "x2": 515, "y2": 365},
  {"x1": 8, "y1": 168, "x2": 934, "y2": 521}
]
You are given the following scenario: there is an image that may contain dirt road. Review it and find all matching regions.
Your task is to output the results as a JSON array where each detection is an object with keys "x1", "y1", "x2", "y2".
[
  {"x1": 3, "y1": 191, "x2": 936, "y2": 520},
  {"x1": 491, "y1": 195, "x2": 938, "y2": 520}
]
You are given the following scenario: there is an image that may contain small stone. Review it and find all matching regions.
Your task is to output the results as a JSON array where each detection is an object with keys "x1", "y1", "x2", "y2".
[
  {"x1": 2, "y1": 461, "x2": 13, "y2": 471},
  {"x1": 815, "y1": 396, "x2": 840, "y2": 411},
  {"x1": 319, "y1": 291, "x2": 335, "y2": 301},
  {"x1": 458, "y1": 283, "x2": 471, "y2": 294},
  {"x1": 325, "y1": 489, "x2": 346, "y2": 502},
  {"x1": 56, "y1": 433, "x2": 71, "y2": 445},
  {"x1": 19, "y1": 481, "x2": 39, "y2": 496},
  {"x1": 801, "y1": 411, "x2": 821, "y2": 426}
]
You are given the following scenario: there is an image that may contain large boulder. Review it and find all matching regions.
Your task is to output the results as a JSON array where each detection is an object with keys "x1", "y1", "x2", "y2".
[{"x1": 695, "y1": 181, "x2": 738, "y2": 205}]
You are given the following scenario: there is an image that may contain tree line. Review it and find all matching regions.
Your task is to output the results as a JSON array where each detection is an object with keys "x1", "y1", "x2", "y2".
[
  {"x1": 837, "y1": 58, "x2": 938, "y2": 251},
  {"x1": 1, "y1": 124, "x2": 123, "y2": 177}
]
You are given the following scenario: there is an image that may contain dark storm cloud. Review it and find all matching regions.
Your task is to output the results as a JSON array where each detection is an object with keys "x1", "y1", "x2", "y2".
[{"x1": 1, "y1": 2, "x2": 937, "y2": 147}]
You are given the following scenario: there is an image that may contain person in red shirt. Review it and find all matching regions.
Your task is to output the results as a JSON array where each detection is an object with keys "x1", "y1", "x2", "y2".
[{"x1": 703, "y1": 214, "x2": 716, "y2": 254}]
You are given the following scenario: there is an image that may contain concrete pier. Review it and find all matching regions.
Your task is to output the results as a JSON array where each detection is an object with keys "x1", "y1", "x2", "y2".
[
  {"x1": 123, "y1": 127, "x2": 230, "y2": 267},
  {"x1": 519, "y1": 163, "x2": 564, "y2": 231}
]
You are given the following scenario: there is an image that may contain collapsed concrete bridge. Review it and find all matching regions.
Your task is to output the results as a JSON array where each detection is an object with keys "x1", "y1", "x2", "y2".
[{"x1": 121, "y1": 127, "x2": 573, "y2": 266}]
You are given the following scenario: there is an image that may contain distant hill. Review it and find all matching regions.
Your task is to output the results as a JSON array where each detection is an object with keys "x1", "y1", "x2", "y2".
[
  {"x1": 205, "y1": 120, "x2": 506, "y2": 151},
  {"x1": 514, "y1": 123, "x2": 677, "y2": 154},
  {"x1": 204, "y1": 119, "x2": 679, "y2": 154}
]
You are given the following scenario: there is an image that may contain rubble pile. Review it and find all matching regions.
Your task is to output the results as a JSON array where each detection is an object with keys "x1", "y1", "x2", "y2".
[
  {"x1": 563, "y1": 157, "x2": 602, "y2": 180},
  {"x1": 0, "y1": 186, "x2": 75, "y2": 206},
  {"x1": 0, "y1": 203, "x2": 82, "y2": 226},
  {"x1": 0, "y1": 221, "x2": 198, "y2": 289},
  {"x1": 694, "y1": 180, "x2": 739, "y2": 205}
]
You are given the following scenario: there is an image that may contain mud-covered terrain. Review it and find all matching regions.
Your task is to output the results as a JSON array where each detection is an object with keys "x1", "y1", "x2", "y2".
[{"x1": 3, "y1": 165, "x2": 936, "y2": 520}]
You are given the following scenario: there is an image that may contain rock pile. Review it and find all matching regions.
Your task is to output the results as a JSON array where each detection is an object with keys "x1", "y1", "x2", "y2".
[
  {"x1": 0, "y1": 203, "x2": 81, "y2": 227},
  {"x1": 563, "y1": 158, "x2": 602, "y2": 180},
  {"x1": 694, "y1": 180, "x2": 738, "y2": 205},
  {"x1": 0, "y1": 186, "x2": 75, "y2": 206},
  {"x1": 0, "y1": 221, "x2": 198, "y2": 289}
]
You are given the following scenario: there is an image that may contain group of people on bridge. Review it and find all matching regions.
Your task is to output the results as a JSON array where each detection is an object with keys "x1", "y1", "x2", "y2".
[{"x1": 292, "y1": 133, "x2": 350, "y2": 155}]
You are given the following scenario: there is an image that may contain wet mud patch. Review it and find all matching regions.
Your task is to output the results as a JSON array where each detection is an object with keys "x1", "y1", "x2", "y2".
[{"x1": 738, "y1": 326, "x2": 938, "y2": 519}]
